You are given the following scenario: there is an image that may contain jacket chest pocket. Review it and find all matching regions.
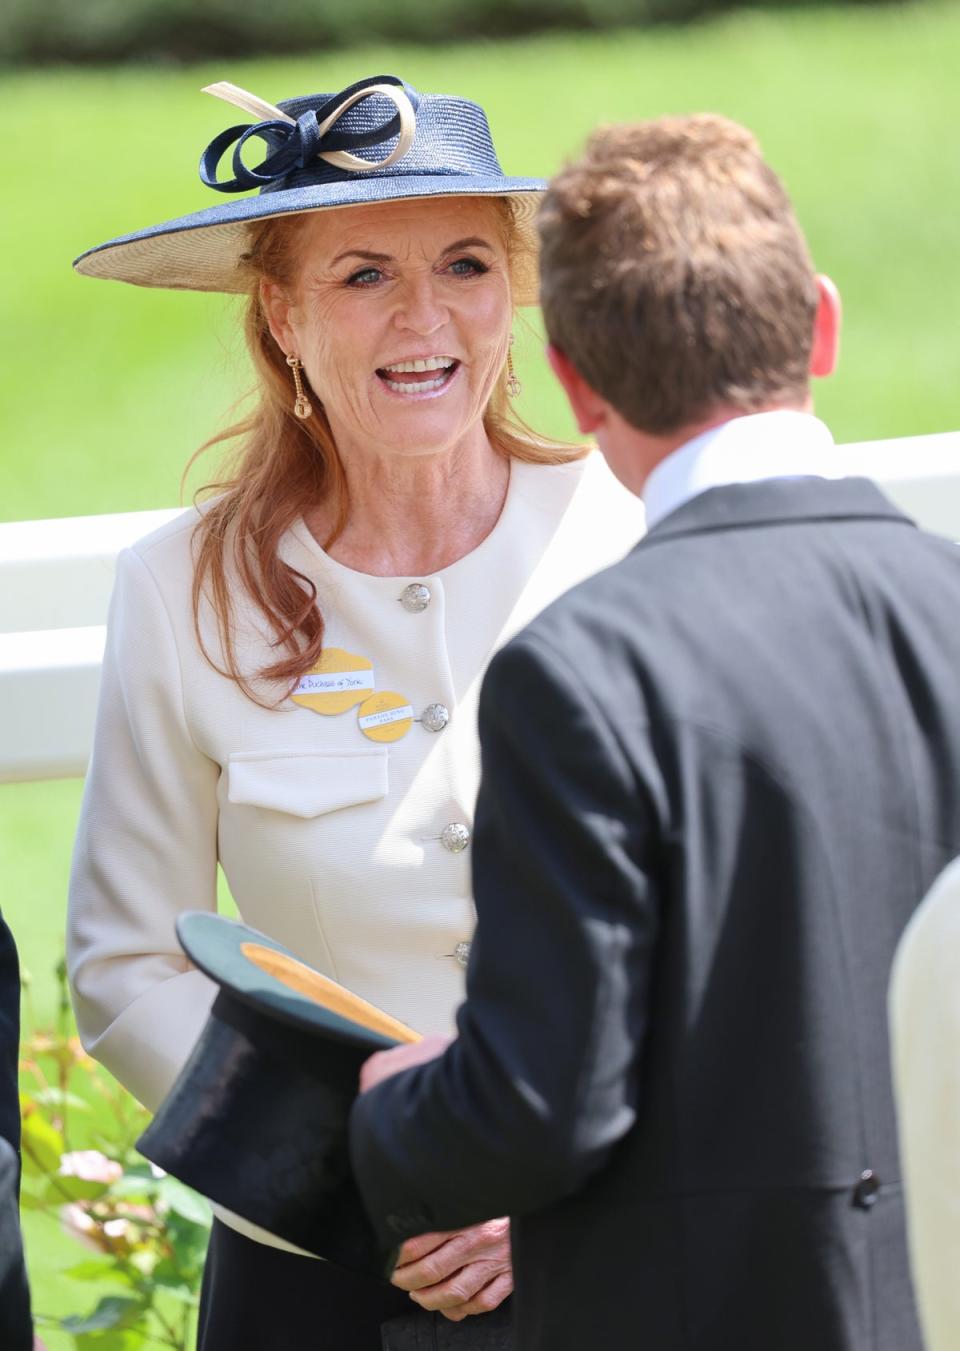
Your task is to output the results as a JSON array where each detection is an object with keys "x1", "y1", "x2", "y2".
[{"x1": 226, "y1": 748, "x2": 388, "y2": 818}]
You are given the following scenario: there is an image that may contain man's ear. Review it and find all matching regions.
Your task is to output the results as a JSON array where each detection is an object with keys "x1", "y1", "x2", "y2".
[
  {"x1": 810, "y1": 275, "x2": 841, "y2": 379},
  {"x1": 546, "y1": 345, "x2": 609, "y2": 435},
  {"x1": 259, "y1": 278, "x2": 297, "y2": 356}
]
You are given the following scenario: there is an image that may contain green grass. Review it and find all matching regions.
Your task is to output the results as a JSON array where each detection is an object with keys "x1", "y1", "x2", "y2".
[{"x1": 3, "y1": 7, "x2": 959, "y2": 1342}]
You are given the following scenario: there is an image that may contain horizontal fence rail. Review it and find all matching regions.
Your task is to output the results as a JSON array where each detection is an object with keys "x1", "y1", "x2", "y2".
[{"x1": 2, "y1": 433, "x2": 959, "y2": 784}]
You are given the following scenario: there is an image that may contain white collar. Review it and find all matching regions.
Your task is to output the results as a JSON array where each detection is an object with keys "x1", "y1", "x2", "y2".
[{"x1": 643, "y1": 410, "x2": 841, "y2": 531}]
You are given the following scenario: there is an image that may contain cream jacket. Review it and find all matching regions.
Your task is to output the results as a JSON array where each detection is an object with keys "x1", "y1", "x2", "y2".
[
  {"x1": 67, "y1": 451, "x2": 643, "y2": 1249},
  {"x1": 889, "y1": 855, "x2": 960, "y2": 1351}
]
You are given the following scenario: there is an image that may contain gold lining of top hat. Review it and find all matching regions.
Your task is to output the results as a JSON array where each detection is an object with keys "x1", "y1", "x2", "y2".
[{"x1": 240, "y1": 942, "x2": 422, "y2": 1044}]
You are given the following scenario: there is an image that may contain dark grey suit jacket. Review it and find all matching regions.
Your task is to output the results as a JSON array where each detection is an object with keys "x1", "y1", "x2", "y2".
[{"x1": 351, "y1": 477, "x2": 960, "y2": 1350}]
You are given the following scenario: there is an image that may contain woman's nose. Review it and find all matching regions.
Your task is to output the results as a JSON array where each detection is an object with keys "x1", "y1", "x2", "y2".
[{"x1": 395, "y1": 277, "x2": 448, "y2": 335}]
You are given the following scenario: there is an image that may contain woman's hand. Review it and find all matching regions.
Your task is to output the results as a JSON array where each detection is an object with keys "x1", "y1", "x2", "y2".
[
  {"x1": 390, "y1": 1218, "x2": 513, "y2": 1321},
  {"x1": 358, "y1": 1034, "x2": 453, "y2": 1093}
]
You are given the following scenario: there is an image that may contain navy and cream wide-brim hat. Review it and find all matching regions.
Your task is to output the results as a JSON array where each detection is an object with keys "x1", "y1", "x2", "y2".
[{"x1": 73, "y1": 75, "x2": 546, "y2": 304}]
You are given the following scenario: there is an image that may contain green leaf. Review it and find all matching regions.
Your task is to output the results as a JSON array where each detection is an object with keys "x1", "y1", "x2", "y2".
[
  {"x1": 108, "y1": 1175, "x2": 155, "y2": 1200},
  {"x1": 61, "y1": 1295, "x2": 148, "y2": 1334},
  {"x1": 33, "y1": 1086, "x2": 92, "y2": 1113},
  {"x1": 155, "y1": 1176, "x2": 212, "y2": 1226},
  {"x1": 63, "y1": 1259, "x2": 134, "y2": 1285},
  {"x1": 44, "y1": 1175, "x2": 110, "y2": 1204},
  {"x1": 18, "y1": 1185, "x2": 46, "y2": 1210},
  {"x1": 153, "y1": 1281, "x2": 198, "y2": 1307},
  {"x1": 72, "y1": 1330, "x2": 146, "y2": 1350},
  {"x1": 21, "y1": 1112, "x2": 65, "y2": 1175}
]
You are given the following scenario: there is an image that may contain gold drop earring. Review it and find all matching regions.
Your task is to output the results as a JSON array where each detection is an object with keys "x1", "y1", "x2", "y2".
[
  {"x1": 506, "y1": 334, "x2": 522, "y2": 399},
  {"x1": 286, "y1": 354, "x2": 313, "y2": 419}
]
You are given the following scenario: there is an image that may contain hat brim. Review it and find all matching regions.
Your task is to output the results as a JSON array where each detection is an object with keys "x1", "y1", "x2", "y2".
[
  {"x1": 73, "y1": 177, "x2": 545, "y2": 305},
  {"x1": 177, "y1": 911, "x2": 419, "y2": 1052}
]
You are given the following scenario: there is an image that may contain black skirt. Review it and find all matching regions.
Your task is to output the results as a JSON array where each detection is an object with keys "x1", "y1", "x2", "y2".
[{"x1": 197, "y1": 1219, "x2": 513, "y2": 1351}]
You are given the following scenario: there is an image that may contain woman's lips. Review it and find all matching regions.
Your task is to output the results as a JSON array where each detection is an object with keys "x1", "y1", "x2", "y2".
[{"x1": 375, "y1": 359, "x2": 461, "y2": 398}]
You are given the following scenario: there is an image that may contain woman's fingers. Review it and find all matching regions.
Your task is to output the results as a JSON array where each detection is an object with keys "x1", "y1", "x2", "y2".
[
  {"x1": 394, "y1": 1229, "x2": 451, "y2": 1267},
  {"x1": 391, "y1": 1217, "x2": 509, "y2": 1291},
  {"x1": 358, "y1": 1034, "x2": 453, "y2": 1093},
  {"x1": 439, "y1": 1271, "x2": 515, "y2": 1321},
  {"x1": 408, "y1": 1258, "x2": 513, "y2": 1313}
]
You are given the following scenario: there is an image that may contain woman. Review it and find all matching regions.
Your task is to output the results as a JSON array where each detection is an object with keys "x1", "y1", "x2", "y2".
[{"x1": 67, "y1": 75, "x2": 643, "y2": 1349}]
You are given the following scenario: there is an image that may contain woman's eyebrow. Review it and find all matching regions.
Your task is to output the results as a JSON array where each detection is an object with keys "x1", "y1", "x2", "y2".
[
  {"x1": 329, "y1": 249, "x2": 393, "y2": 267},
  {"x1": 329, "y1": 237, "x2": 496, "y2": 267},
  {"x1": 441, "y1": 236, "x2": 496, "y2": 254}
]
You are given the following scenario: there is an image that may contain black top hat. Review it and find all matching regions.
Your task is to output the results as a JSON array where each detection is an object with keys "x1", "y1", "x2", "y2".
[{"x1": 137, "y1": 912, "x2": 420, "y2": 1276}]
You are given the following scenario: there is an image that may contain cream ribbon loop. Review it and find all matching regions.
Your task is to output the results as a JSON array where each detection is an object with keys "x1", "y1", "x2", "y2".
[{"x1": 201, "y1": 77, "x2": 417, "y2": 178}]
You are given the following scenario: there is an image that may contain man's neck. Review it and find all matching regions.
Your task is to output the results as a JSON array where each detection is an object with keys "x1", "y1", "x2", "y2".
[{"x1": 600, "y1": 399, "x2": 812, "y2": 498}]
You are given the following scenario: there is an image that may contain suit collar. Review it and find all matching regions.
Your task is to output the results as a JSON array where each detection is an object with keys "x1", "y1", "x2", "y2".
[
  {"x1": 641, "y1": 476, "x2": 916, "y2": 545},
  {"x1": 643, "y1": 411, "x2": 839, "y2": 530}
]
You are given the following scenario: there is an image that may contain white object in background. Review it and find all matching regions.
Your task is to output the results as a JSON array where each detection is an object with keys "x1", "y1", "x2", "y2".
[
  {"x1": 889, "y1": 856, "x2": 960, "y2": 1351},
  {"x1": 0, "y1": 507, "x2": 182, "y2": 634},
  {"x1": 0, "y1": 429, "x2": 959, "y2": 785}
]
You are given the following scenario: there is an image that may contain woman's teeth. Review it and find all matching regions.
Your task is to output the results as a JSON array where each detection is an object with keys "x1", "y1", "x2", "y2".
[
  {"x1": 384, "y1": 357, "x2": 453, "y2": 373},
  {"x1": 378, "y1": 357, "x2": 458, "y2": 395}
]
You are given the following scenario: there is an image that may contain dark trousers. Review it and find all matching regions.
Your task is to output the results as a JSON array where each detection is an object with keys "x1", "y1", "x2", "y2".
[
  {"x1": 197, "y1": 1219, "x2": 411, "y2": 1350},
  {"x1": 197, "y1": 1220, "x2": 513, "y2": 1351}
]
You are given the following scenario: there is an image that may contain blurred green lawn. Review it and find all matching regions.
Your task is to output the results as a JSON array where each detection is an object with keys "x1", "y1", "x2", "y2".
[{"x1": 3, "y1": 6, "x2": 959, "y2": 1343}]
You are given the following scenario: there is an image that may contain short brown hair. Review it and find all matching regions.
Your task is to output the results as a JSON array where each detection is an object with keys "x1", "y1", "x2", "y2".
[{"x1": 537, "y1": 115, "x2": 820, "y2": 434}]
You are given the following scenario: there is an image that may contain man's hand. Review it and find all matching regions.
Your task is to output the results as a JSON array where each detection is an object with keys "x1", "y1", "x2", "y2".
[
  {"x1": 358, "y1": 1034, "x2": 453, "y2": 1093},
  {"x1": 391, "y1": 1219, "x2": 513, "y2": 1321}
]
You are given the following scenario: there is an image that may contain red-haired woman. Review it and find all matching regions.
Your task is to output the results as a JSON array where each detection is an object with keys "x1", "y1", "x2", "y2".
[{"x1": 67, "y1": 76, "x2": 641, "y2": 1350}]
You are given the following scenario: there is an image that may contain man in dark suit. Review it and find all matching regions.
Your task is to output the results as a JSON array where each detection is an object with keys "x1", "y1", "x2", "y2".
[
  {"x1": 350, "y1": 115, "x2": 960, "y2": 1349},
  {"x1": 1, "y1": 908, "x2": 34, "y2": 1350}
]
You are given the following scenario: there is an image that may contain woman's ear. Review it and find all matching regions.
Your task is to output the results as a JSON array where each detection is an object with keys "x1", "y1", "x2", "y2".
[
  {"x1": 810, "y1": 274, "x2": 842, "y2": 379},
  {"x1": 259, "y1": 279, "x2": 297, "y2": 356}
]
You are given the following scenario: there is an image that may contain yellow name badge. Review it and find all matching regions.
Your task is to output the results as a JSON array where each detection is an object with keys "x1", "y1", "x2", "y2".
[
  {"x1": 292, "y1": 648, "x2": 374, "y2": 715},
  {"x1": 357, "y1": 691, "x2": 414, "y2": 744}
]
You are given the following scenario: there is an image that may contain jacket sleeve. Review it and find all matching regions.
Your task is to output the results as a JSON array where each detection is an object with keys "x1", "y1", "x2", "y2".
[
  {"x1": 67, "y1": 546, "x2": 220, "y2": 1111},
  {"x1": 350, "y1": 628, "x2": 661, "y2": 1245}
]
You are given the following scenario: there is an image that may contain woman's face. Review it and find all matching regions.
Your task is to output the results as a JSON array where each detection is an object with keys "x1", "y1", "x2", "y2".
[{"x1": 262, "y1": 196, "x2": 513, "y2": 463}]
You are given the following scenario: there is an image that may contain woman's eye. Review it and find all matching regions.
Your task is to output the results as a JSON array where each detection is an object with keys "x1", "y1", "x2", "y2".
[
  {"x1": 448, "y1": 256, "x2": 488, "y2": 277},
  {"x1": 346, "y1": 267, "x2": 384, "y2": 287}
]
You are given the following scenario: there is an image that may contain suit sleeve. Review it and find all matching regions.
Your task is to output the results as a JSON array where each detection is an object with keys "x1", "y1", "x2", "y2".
[
  {"x1": 350, "y1": 629, "x2": 661, "y2": 1245},
  {"x1": 67, "y1": 546, "x2": 219, "y2": 1111}
]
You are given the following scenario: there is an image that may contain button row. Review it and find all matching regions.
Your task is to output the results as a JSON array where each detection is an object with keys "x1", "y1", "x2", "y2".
[{"x1": 396, "y1": 583, "x2": 464, "y2": 964}]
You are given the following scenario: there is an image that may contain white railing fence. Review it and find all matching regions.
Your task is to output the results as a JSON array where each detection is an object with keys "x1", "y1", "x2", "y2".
[{"x1": 2, "y1": 432, "x2": 959, "y2": 785}]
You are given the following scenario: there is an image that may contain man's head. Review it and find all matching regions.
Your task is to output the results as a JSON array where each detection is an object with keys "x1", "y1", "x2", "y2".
[{"x1": 537, "y1": 115, "x2": 838, "y2": 453}]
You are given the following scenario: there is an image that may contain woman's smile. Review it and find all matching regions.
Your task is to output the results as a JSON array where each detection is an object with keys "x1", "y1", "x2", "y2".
[{"x1": 376, "y1": 356, "x2": 462, "y2": 398}]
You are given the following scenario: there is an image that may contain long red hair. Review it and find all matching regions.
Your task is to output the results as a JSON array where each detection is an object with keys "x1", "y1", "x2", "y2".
[{"x1": 189, "y1": 201, "x2": 584, "y2": 705}]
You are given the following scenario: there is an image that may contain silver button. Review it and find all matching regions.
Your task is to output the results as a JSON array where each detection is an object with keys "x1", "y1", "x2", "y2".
[
  {"x1": 453, "y1": 940, "x2": 472, "y2": 968},
  {"x1": 400, "y1": 583, "x2": 431, "y2": 613},
  {"x1": 440, "y1": 823, "x2": 471, "y2": 854},
  {"x1": 420, "y1": 703, "x2": 449, "y2": 733}
]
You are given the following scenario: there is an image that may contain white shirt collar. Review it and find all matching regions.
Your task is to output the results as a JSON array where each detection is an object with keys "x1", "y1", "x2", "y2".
[{"x1": 643, "y1": 410, "x2": 841, "y2": 531}]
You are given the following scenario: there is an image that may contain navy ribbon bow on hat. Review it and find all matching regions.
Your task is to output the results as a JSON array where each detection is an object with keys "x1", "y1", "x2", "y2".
[{"x1": 200, "y1": 75, "x2": 419, "y2": 194}]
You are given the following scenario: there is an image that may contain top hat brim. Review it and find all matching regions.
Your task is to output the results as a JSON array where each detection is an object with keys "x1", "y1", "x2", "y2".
[
  {"x1": 72, "y1": 176, "x2": 545, "y2": 305},
  {"x1": 177, "y1": 911, "x2": 420, "y2": 1052},
  {"x1": 135, "y1": 914, "x2": 420, "y2": 1271}
]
